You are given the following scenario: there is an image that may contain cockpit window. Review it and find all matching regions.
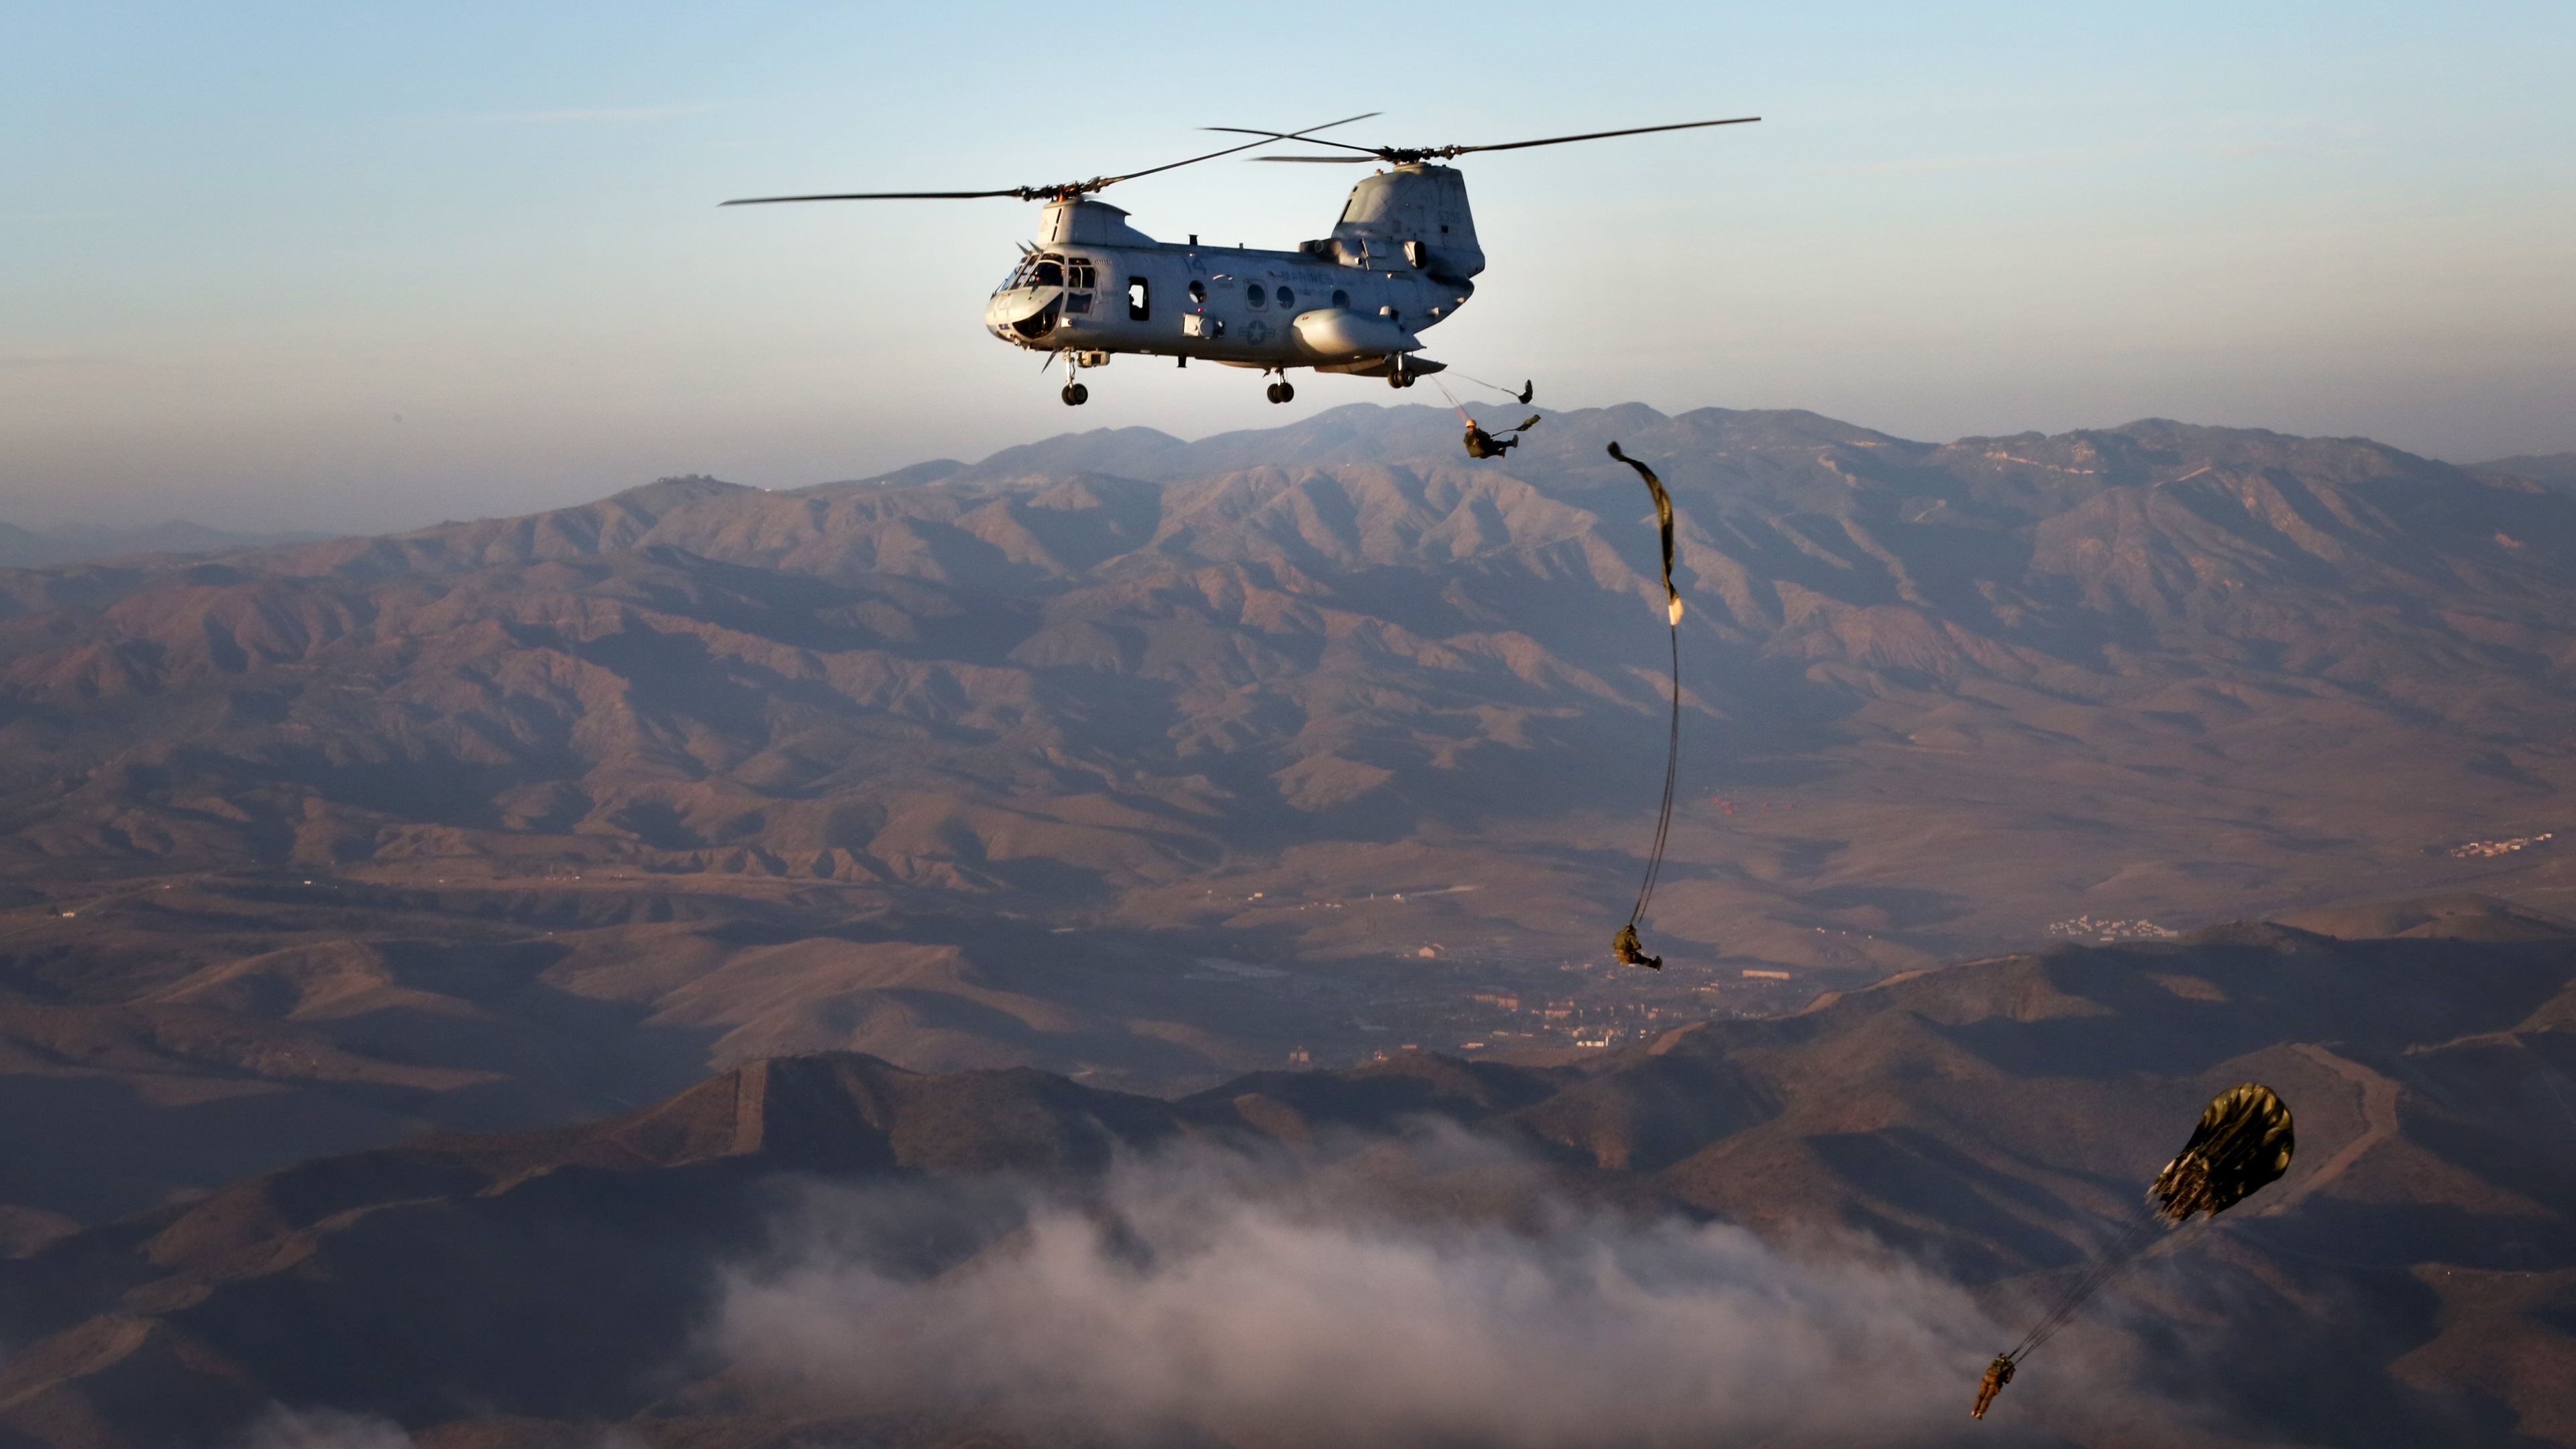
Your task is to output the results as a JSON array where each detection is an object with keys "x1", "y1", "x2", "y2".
[{"x1": 1030, "y1": 260, "x2": 1063, "y2": 288}]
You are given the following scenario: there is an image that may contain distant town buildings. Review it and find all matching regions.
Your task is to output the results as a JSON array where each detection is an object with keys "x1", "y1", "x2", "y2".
[
  {"x1": 2046, "y1": 915, "x2": 2181, "y2": 943},
  {"x1": 2450, "y1": 832, "x2": 2554, "y2": 859}
]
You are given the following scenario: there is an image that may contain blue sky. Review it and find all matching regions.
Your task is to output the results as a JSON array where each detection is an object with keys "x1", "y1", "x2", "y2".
[{"x1": 3, "y1": 1, "x2": 2571, "y2": 531}]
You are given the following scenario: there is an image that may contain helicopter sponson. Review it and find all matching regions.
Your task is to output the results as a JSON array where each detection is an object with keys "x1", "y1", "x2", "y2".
[{"x1": 983, "y1": 164, "x2": 1479, "y2": 386}]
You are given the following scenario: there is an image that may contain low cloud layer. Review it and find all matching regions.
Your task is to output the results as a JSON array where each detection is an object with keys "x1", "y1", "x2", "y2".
[
  {"x1": 234, "y1": 1406, "x2": 417, "y2": 1449},
  {"x1": 718, "y1": 1140, "x2": 2030, "y2": 1447}
]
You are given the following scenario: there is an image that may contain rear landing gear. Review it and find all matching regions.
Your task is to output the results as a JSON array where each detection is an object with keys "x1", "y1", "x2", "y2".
[
  {"x1": 1265, "y1": 380, "x2": 1295, "y2": 404},
  {"x1": 1061, "y1": 382, "x2": 1089, "y2": 406}
]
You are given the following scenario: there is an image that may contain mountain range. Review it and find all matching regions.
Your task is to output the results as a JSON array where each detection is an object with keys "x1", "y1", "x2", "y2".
[
  {"x1": 2476, "y1": 453, "x2": 2576, "y2": 490},
  {"x1": 0, "y1": 521, "x2": 333, "y2": 570}
]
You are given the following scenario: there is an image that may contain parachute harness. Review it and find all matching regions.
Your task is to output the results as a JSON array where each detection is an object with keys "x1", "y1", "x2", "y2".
[{"x1": 1606, "y1": 443, "x2": 1684, "y2": 971}]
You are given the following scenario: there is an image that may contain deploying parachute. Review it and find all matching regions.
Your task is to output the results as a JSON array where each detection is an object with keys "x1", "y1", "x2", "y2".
[
  {"x1": 1973, "y1": 1083, "x2": 2295, "y2": 1420},
  {"x1": 1605, "y1": 443, "x2": 1684, "y2": 971},
  {"x1": 1610, "y1": 442, "x2": 1683, "y2": 627}
]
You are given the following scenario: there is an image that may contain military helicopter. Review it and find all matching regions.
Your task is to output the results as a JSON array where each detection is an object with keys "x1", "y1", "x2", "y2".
[{"x1": 722, "y1": 113, "x2": 1758, "y2": 406}]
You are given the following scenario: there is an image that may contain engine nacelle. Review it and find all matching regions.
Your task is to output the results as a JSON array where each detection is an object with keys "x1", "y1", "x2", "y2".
[{"x1": 1328, "y1": 164, "x2": 1485, "y2": 282}]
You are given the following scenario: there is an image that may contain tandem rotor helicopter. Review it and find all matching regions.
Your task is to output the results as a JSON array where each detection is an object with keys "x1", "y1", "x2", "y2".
[{"x1": 722, "y1": 113, "x2": 1758, "y2": 407}]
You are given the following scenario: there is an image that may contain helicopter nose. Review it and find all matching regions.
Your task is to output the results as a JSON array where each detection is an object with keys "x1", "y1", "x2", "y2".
[
  {"x1": 985, "y1": 286, "x2": 1062, "y2": 329},
  {"x1": 985, "y1": 287, "x2": 1065, "y2": 343}
]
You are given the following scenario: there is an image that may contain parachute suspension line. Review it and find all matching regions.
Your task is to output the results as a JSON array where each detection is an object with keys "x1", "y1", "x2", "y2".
[
  {"x1": 2005, "y1": 1210, "x2": 2170, "y2": 1362},
  {"x1": 1452, "y1": 372, "x2": 1535, "y2": 405},
  {"x1": 1605, "y1": 443, "x2": 1686, "y2": 971},
  {"x1": 1430, "y1": 376, "x2": 1474, "y2": 426},
  {"x1": 2010, "y1": 1212, "x2": 2217, "y2": 1362},
  {"x1": 1627, "y1": 617, "x2": 1682, "y2": 928}
]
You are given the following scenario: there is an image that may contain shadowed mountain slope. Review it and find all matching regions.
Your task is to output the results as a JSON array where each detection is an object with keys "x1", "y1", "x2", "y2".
[{"x1": 2, "y1": 901, "x2": 2572, "y2": 1447}]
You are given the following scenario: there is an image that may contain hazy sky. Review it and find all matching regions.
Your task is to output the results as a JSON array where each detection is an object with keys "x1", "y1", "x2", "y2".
[{"x1": 5, "y1": 2, "x2": 2571, "y2": 532}]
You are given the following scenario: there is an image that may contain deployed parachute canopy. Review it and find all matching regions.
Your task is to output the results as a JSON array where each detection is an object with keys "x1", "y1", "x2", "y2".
[
  {"x1": 1977, "y1": 1083, "x2": 2296, "y2": 1421},
  {"x1": 2151, "y1": 1082, "x2": 2296, "y2": 1223}
]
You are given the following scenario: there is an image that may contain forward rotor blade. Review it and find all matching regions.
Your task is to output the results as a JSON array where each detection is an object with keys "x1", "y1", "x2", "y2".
[
  {"x1": 722, "y1": 189, "x2": 1030, "y2": 205},
  {"x1": 1451, "y1": 116, "x2": 1760, "y2": 156},
  {"x1": 1096, "y1": 134, "x2": 1289, "y2": 186},
  {"x1": 1254, "y1": 155, "x2": 1379, "y2": 164},
  {"x1": 722, "y1": 111, "x2": 1386, "y2": 207}
]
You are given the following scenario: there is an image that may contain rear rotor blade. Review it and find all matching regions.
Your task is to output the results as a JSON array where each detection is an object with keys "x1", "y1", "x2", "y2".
[
  {"x1": 1203, "y1": 125, "x2": 1385, "y2": 157},
  {"x1": 1101, "y1": 111, "x2": 1378, "y2": 185},
  {"x1": 1254, "y1": 155, "x2": 1379, "y2": 164},
  {"x1": 1450, "y1": 116, "x2": 1760, "y2": 156}
]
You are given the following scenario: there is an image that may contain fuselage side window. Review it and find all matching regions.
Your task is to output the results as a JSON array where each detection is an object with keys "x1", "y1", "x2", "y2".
[
  {"x1": 1128, "y1": 276, "x2": 1150, "y2": 321},
  {"x1": 1331, "y1": 288, "x2": 1350, "y2": 309}
]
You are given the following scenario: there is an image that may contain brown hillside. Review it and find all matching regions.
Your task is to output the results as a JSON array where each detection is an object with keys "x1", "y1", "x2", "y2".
[
  {"x1": 2, "y1": 405, "x2": 2573, "y2": 1229},
  {"x1": 1, "y1": 913, "x2": 2571, "y2": 1446}
]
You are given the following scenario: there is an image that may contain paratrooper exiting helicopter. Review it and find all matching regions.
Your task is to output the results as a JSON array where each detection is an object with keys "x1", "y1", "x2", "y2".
[{"x1": 723, "y1": 113, "x2": 1757, "y2": 406}]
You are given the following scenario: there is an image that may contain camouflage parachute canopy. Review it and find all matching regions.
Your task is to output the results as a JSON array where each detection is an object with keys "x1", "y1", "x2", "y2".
[{"x1": 2150, "y1": 1083, "x2": 2295, "y2": 1223}]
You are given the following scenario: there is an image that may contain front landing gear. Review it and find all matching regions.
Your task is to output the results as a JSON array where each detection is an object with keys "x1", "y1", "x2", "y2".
[
  {"x1": 1058, "y1": 350, "x2": 1104, "y2": 405},
  {"x1": 1265, "y1": 379, "x2": 1296, "y2": 404}
]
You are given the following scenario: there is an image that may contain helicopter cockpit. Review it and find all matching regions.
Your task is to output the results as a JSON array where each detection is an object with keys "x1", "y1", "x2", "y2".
[
  {"x1": 994, "y1": 253, "x2": 1103, "y2": 296},
  {"x1": 990, "y1": 252, "x2": 1106, "y2": 341}
]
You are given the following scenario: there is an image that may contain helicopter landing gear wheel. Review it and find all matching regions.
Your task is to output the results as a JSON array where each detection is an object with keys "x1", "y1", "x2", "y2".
[
  {"x1": 1266, "y1": 380, "x2": 1295, "y2": 404},
  {"x1": 1061, "y1": 382, "x2": 1089, "y2": 407}
]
